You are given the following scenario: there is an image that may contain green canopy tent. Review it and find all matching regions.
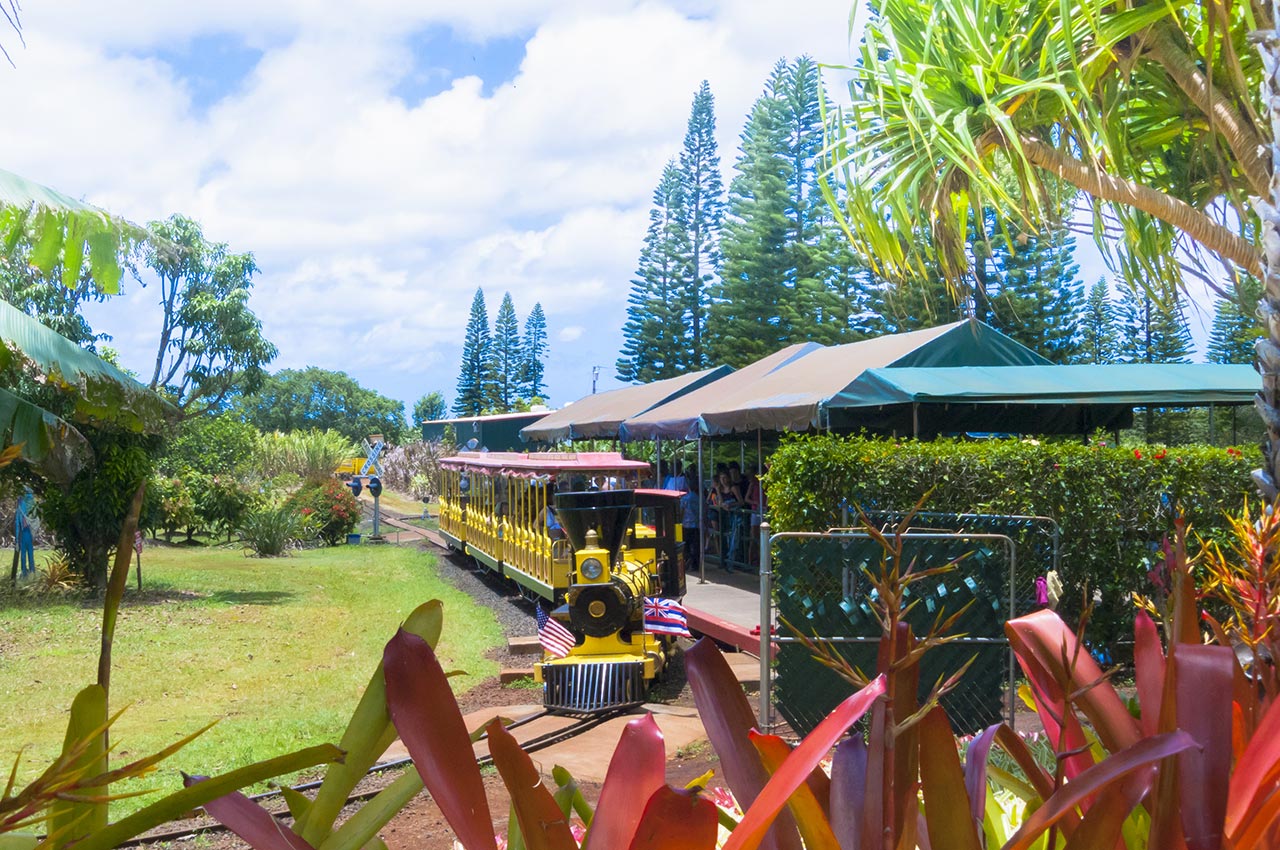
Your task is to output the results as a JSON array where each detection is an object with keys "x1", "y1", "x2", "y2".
[
  {"x1": 621, "y1": 320, "x2": 1048, "y2": 440},
  {"x1": 825, "y1": 363, "x2": 1260, "y2": 437}
]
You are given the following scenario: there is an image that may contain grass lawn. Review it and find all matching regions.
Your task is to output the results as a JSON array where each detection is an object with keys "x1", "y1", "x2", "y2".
[{"x1": 0, "y1": 543, "x2": 502, "y2": 814}]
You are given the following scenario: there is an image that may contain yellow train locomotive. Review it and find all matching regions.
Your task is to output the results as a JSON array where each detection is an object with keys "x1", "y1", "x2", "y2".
[{"x1": 437, "y1": 452, "x2": 687, "y2": 712}]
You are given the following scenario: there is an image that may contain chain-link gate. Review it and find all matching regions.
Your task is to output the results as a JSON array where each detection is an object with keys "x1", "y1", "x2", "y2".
[{"x1": 759, "y1": 522, "x2": 1036, "y2": 736}]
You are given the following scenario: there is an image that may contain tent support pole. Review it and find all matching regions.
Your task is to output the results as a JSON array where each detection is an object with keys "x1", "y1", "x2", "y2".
[
  {"x1": 757, "y1": 429, "x2": 762, "y2": 475},
  {"x1": 698, "y1": 437, "x2": 706, "y2": 585},
  {"x1": 1208, "y1": 406, "x2": 1215, "y2": 446},
  {"x1": 912, "y1": 403, "x2": 920, "y2": 439},
  {"x1": 740, "y1": 441, "x2": 745, "y2": 471},
  {"x1": 655, "y1": 436, "x2": 662, "y2": 486}
]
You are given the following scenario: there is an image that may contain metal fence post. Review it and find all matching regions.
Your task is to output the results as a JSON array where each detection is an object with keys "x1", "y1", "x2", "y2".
[{"x1": 759, "y1": 521, "x2": 772, "y2": 730}]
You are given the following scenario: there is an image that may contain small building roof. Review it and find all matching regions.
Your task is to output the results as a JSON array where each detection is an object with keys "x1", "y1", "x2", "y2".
[{"x1": 519, "y1": 365, "x2": 733, "y2": 443}]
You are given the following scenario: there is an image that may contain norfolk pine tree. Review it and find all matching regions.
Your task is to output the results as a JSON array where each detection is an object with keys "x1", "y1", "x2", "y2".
[
  {"x1": 453, "y1": 288, "x2": 492, "y2": 416},
  {"x1": 711, "y1": 60, "x2": 810, "y2": 366},
  {"x1": 678, "y1": 81, "x2": 725, "y2": 371},
  {"x1": 488, "y1": 292, "x2": 523, "y2": 412},
  {"x1": 988, "y1": 222, "x2": 1084, "y2": 363},
  {"x1": 521, "y1": 302, "x2": 548, "y2": 401},
  {"x1": 1207, "y1": 277, "x2": 1263, "y2": 364},
  {"x1": 617, "y1": 161, "x2": 695, "y2": 383},
  {"x1": 1079, "y1": 278, "x2": 1119, "y2": 364}
]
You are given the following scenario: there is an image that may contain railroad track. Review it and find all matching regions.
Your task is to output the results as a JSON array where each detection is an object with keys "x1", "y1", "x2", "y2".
[{"x1": 122, "y1": 706, "x2": 634, "y2": 846}]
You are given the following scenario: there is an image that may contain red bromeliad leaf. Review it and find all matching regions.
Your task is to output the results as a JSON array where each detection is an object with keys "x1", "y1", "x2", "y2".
[
  {"x1": 1007, "y1": 611, "x2": 1139, "y2": 778},
  {"x1": 917, "y1": 707, "x2": 982, "y2": 850},
  {"x1": 1174, "y1": 645, "x2": 1234, "y2": 850},
  {"x1": 1226, "y1": 696, "x2": 1280, "y2": 843},
  {"x1": 1133, "y1": 611, "x2": 1166, "y2": 738},
  {"x1": 625, "y1": 785, "x2": 719, "y2": 850},
  {"x1": 992, "y1": 726, "x2": 1056, "y2": 804},
  {"x1": 1001, "y1": 731, "x2": 1196, "y2": 850},
  {"x1": 1060, "y1": 773, "x2": 1150, "y2": 850},
  {"x1": 685, "y1": 638, "x2": 803, "y2": 850},
  {"x1": 749, "y1": 732, "x2": 841, "y2": 850},
  {"x1": 722, "y1": 675, "x2": 887, "y2": 850},
  {"x1": 963, "y1": 724, "x2": 999, "y2": 831},
  {"x1": 382, "y1": 629, "x2": 497, "y2": 850},
  {"x1": 829, "y1": 735, "x2": 867, "y2": 850},
  {"x1": 182, "y1": 778, "x2": 315, "y2": 850},
  {"x1": 486, "y1": 719, "x2": 577, "y2": 850},
  {"x1": 581, "y1": 715, "x2": 666, "y2": 850}
]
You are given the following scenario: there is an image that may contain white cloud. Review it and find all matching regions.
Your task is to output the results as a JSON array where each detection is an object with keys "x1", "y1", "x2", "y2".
[{"x1": 3, "y1": 0, "x2": 856, "y2": 409}]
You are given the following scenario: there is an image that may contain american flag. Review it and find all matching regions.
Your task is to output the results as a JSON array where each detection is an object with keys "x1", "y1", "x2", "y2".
[
  {"x1": 644, "y1": 597, "x2": 692, "y2": 637},
  {"x1": 536, "y1": 603, "x2": 576, "y2": 659}
]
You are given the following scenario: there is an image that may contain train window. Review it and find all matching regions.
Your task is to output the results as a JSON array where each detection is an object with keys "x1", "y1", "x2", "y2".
[{"x1": 459, "y1": 474, "x2": 470, "y2": 493}]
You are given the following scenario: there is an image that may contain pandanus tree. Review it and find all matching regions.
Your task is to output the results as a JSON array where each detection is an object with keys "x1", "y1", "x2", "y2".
[{"x1": 826, "y1": 0, "x2": 1280, "y2": 489}]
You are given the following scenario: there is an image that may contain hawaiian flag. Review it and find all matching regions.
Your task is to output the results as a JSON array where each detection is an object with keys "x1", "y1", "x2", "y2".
[
  {"x1": 644, "y1": 597, "x2": 692, "y2": 637},
  {"x1": 536, "y1": 603, "x2": 576, "y2": 659}
]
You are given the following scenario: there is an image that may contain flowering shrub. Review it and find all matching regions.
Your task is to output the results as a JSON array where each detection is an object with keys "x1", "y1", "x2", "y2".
[{"x1": 286, "y1": 478, "x2": 361, "y2": 545}]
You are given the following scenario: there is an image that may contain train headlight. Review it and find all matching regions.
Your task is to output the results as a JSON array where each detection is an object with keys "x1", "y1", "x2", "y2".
[{"x1": 580, "y1": 557, "x2": 604, "y2": 581}]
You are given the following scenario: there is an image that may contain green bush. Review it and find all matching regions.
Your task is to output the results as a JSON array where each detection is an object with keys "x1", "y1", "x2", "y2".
[
  {"x1": 766, "y1": 434, "x2": 1258, "y2": 645},
  {"x1": 193, "y1": 474, "x2": 261, "y2": 543},
  {"x1": 286, "y1": 479, "x2": 360, "y2": 545},
  {"x1": 237, "y1": 502, "x2": 315, "y2": 556}
]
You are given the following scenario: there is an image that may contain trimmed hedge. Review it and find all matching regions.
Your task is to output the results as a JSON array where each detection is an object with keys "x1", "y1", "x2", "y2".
[{"x1": 766, "y1": 434, "x2": 1258, "y2": 646}]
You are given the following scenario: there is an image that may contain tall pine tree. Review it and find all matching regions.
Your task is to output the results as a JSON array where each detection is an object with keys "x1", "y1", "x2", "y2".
[
  {"x1": 986, "y1": 222, "x2": 1084, "y2": 362},
  {"x1": 617, "y1": 161, "x2": 695, "y2": 383},
  {"x1": 1207, "y1": 276, "x2": 1263, "y2": 364},
  {"x1": 521, "y1": 302, "x2": 548, "y2": 401},
  {"x1": 1115, "y1": 279, "x2": 1193, "y2": 364},
  {"x1": 1078, "y1": 278, "x2": 1118, "y2": 364},
  {"x1": 678, "y1": 81, "x2": 725, "y2": 371},
  {"x1": 453, "y1": 288, "x2": 492, "y2": 416},
  {"x1": 488, "y1": 292, "x2": 523, "y2": 412}
]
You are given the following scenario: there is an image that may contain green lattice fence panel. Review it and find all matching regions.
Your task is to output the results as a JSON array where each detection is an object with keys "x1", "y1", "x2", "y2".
[
  {"x1": 773, "y1": 532, "x2": 1012, "y2": 736},
  {"x1": 859, "y1": 511, "x2": 1058, "y2": 617}
]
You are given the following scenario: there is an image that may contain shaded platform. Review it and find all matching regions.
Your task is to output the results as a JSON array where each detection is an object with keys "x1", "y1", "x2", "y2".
[{"x1": 683, "y1": 567, "x2": 772, "y2": 657}]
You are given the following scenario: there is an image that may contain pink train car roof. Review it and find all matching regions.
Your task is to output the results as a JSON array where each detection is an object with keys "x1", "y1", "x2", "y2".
[{"x1": 439, "y1": 451, "x2": 650, "y2": 478}]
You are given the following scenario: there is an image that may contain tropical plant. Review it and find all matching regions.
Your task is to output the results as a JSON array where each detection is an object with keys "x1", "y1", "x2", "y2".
[
  {"x1": 287, "y1": 478, "x2": 360, "y2": 545},
  {"x1": 237, "y1": 501, "x2": 315, "y2": 556},
  {"x1": 256, "y1": 429, "x2": 356, "y2": 484},
  {"x1": 380, "y1": 439, "x2": 445, "y2": 501},
  {"x1": 825, "y1": 0, "x2": 1280, "y2": 494}
]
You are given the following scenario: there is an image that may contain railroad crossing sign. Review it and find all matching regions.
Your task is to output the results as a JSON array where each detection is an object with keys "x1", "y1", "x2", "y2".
[{"x1": 360, "y1": 435, "x2": 385, "y2": 476}]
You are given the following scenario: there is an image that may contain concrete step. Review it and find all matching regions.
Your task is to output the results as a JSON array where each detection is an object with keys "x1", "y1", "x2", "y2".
[
  {"x1": 500, "y1": 667, "x2": 535, "y2": 684},
  {"x1": 508, "y1": 636, "x2": 543, "y2": 655}
]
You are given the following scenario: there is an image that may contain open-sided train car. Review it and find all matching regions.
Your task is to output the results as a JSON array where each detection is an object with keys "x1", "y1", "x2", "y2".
[{"x1": 437, "y1": 451, "x2": 687, "y2": 712}]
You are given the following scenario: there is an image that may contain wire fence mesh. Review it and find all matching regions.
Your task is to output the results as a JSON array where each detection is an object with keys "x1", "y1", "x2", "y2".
[{"x1": 770, "y1": 528, "x2": 1027, "y2": 735}]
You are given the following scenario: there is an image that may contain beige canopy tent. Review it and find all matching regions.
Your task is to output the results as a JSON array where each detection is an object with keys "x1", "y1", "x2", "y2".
[
  {"x1": 621, "y1": 320, "x2": 1048, "y2": 440},
  {"x1": 519, "y1": 365, "x2": 733, "y2": 443}
]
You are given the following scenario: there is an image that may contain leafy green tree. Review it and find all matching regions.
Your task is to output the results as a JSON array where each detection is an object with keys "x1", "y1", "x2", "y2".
[
  {"x1": 144, "y1": 215, "x2": 277, "y2": 415},
  {"x1": 1078, "y1": 278, "x2": 1119, "y2": 364},
  {"x1": 239, "y1": 367, "x2": 407, "y2": 444},
  {"x1": 1207, "y1": 277, "x2": 1263, "y2": 364},
  {"x1": 520, "y1": 302, "x2": 548, "y2": 401},
  {"x1": 711, "y1": 64, "x2": 793, "y2": 366},
  {"x1": 678, "y1": 80, "x2": 725, "y2": 369},
  {"x1": 487, "y1": 292, "x2": 523, "y2": 412},
  {"x1": 413, "y1": 391, "x2": 448, "y2": 428},
  {"x1": 158, "y1": 412, "x2": 260, "y2": 479},
  {"x1": 454, "y1": 288, "x2": 492, "y2": 416},
  {"x1": 618, "y1": 161, "x2": 694, "y2": 382}
]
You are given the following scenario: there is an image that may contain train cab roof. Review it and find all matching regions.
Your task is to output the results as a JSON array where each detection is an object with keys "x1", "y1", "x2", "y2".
[{"x1": 440, "y1": 451, "x2": 650, "y2": 477}]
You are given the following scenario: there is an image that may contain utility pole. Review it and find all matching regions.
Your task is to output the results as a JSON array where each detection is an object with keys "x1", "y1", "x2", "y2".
[{"x1": 592, "y1": 366, "x2": 601, "y2": 394}]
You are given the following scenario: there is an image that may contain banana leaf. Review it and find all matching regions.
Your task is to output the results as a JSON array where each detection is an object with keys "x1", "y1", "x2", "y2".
[
  {"x1": 0, "y1": 298, "x2": 175, "y2": 434},
  {"x1": 0, "y1": 167, "x2": 145, "y2": 294}
]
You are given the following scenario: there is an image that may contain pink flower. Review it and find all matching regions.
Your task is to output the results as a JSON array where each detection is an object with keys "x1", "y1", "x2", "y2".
[{"x1": 710, "y1": 786, "x2": 741, "y2": 814}]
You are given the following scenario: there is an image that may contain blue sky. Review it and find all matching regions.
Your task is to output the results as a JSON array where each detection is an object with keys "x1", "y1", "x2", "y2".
[{"x1": 2, "y1": 1, "x2": 1221, "y2": 424}]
